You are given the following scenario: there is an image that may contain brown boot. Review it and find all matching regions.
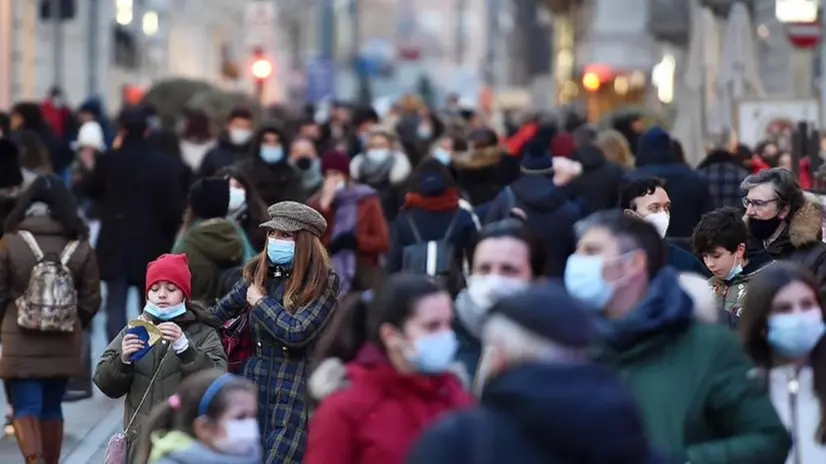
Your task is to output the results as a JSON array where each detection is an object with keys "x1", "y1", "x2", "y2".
[
  {"x1": 13, "y1": 416, "x2": 44, "y2": 463},
  {"x1": 40, "y1": 419, "x2": 63, "y2": 464}
]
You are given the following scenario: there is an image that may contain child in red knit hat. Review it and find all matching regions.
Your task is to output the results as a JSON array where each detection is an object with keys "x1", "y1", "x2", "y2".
[{"x1": 93, "y1": 253, "x2": 228, "y2": 463}]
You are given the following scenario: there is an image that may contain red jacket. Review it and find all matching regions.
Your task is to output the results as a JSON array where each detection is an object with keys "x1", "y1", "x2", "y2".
[
  {"x1": 752, "y1": 155, "x2": 812, "y2": 189},
  {"x1": 305, "y1": 344, "x2": 472, "y2": 464}
]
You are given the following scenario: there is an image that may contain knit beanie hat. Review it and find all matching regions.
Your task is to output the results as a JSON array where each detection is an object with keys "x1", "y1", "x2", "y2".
[
  {"x1": 637, "y1": 126, "x2": 673, "y2": 163},
  {"x1": 551, "y1": 132, "x2": 576, "y2": 158},
  {"x1": 520, "y1": 141, "x2": 553, "y2": 175},
  {"x1": 0, "y1": 138, "x2": 23, "y2": 188},
  {"x1": 320, "y1": 149, "x2": 351, "y2": 176},
  {"x1": 189, "y1": 178, "x2": 230, "y2": 220},
  {"x1": 145, "y1": 253, "x2": 192, "y2": 299}
]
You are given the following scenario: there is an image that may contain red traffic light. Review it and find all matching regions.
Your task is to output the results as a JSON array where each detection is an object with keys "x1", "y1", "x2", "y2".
[{"x1": 251, "y1": 59, "x2": 272, "y2": 80}]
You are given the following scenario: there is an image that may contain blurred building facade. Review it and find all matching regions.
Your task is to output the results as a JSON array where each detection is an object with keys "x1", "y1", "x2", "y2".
[{"x1": 0, "y1": 0, "x2": 250, "y2": 113}]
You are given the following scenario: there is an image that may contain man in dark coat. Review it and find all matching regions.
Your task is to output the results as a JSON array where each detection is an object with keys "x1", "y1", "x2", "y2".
[
  {"x1": 235, "y1": 122, "x2": 306, "y2": 206},
  {"x1": 197, "y1": 107, "x2": 255, "y2": 178},
  {"x1": 485, "y1": 142, "x2": 580, "y2": 277},
  {"x1": 565, "y1": 124, "x2": 624, "y2": 214},
  {"x1": 82, "y1": 106, "x2": 186, "y2": 341},
  {"x1": 696, "y1": 129, "x2": 750, "y2": 211},
  {"x1": 628, "y1": 126, "x2": 712, "y2": 237},
  {"x1": 619, "y1": 177, "x2": 709, "y2": 276},
  {"x1": 408, "y1": 285, "x2": 666, "y2": 464}
]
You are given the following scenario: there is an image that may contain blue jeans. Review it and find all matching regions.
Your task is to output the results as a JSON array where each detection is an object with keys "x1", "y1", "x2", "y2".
[{"x1": 8, "y1": 378, "x2": 69, "y2": 420}]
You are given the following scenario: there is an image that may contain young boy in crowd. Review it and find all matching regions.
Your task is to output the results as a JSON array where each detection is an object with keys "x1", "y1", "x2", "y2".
[{"x1": 692, "y1": 207, "x2": 775, "y2": 327}]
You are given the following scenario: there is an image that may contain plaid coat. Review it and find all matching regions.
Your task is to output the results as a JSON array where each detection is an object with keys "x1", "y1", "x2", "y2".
[
  {"x1": 696, "y1": 151, "x2": 750, "y2": 211},
  {"x1": 207, "y1": 269, "x2": 341, "y2": 463}
]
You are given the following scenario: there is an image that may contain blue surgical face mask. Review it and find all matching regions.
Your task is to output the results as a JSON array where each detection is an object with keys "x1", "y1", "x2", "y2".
[
  {"x1": 143, "y1": 301, "x2": 187, "y2": 321},
  {"x1": 406, "y1": 330, "x2": 458, "y2": 374},
  {"x1": 726, "y1": 257, "x2": 744, "y2": 281},
  {"x1": 564, "y1": 254, "x2": 616, "y2": 310},
  {"x1": 366, "y1": 148, "x2": 390, "y2": 163},
  {"x1": 259, "y1": 145, "x2": 284, "y2": 164},
  {"x1": 267, "y1": 238, "x2": 295, "y2": 264},
  {"x1": 768, "y1": 308, "x2": 826, "y2": 358},
  {"x1": 433, "y1": 148, "x2": 451, "y2": 165}
]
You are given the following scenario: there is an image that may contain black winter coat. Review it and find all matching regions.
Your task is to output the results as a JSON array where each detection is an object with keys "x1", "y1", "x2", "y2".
[
  {"x1": 566, "y1": 146, "x2": 624, "y2": 214},
  {"x1": 83, "y1": 138, "x2": 186, "y2": 283}
]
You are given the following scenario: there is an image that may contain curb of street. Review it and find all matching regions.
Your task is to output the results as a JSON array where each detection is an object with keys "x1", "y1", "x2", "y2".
[{"x1": 62, "y1": 404, "x2": 123, "y2": 464}]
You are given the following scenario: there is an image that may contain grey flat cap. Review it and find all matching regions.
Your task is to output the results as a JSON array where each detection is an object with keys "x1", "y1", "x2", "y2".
[{"x1": 259, "y1": 201, "x2": 327, "y2": 237}]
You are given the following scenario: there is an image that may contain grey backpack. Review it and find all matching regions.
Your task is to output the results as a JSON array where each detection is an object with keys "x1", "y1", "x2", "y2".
[{"x1": 401, "y1": 213, "x2": 460, "y2": 288}]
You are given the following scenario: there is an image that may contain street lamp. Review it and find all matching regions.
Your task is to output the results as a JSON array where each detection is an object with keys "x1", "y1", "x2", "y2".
[
  {"x1": 115, "y1": 0, "x2": 132, "y2": 25},
  {"x1": 776, "y1": 0, "x2": 818, "y2": 22},
  {"x1": 142, "y1": 11, "x2": 158, "y2": 36}
]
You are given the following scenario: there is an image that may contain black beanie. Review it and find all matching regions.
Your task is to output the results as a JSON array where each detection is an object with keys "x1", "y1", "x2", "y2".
[
  {"x1": 0, "y1": 138, "x2": 23, "y2": 188},
  {"x1": 188, "y1": 178, "x2": 230, "y2": 220}
]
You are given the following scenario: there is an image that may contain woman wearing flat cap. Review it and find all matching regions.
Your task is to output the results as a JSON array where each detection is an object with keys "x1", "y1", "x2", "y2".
[{"x1": 203, "y1": 200, "x2": 340, "y2": 464}]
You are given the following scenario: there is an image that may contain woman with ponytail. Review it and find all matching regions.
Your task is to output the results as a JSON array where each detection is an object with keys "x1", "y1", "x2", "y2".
[{"x1": 304, "y1": 273, "x2": 472, "y2": 464}]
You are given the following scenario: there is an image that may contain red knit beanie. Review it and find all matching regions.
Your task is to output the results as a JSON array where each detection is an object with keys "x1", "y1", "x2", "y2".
[
  {"x1": 320, "y1": 149, "x2": 351, "y2": 176},
  {"x1": 145, "y1": 254, "x2": 192, "y2": 299},
  {"x1": 551, "y1": 132, "x2": 576, "y2": 158}
]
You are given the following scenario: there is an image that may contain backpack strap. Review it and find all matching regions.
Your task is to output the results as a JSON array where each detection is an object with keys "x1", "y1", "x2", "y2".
[
  {"x1": 504, "y1": 186, "x2": 517, "y2": 213},
  {"x1": 60, "y1": 240, "x2": 80, "y2": 266},
  {"x1": 405, "y1": 215, "x2": 423, "y2": 243},
  {"x1": 442, "y1": 212, "x2": 460, "y2": 240},
  {"x1": 17, "y1": 231, "x2": 44, "y2": 261}
]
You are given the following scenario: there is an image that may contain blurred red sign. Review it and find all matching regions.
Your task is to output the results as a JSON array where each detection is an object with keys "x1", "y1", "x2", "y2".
[{"x1": 786, "y1": 21, "x2": 821, "y2": 49}]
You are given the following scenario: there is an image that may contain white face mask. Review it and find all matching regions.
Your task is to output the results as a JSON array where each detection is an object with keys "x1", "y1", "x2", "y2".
[
  {"x1": 228, "y1": 187, "x2": 246, "y2": 213},
  {"x1": 644, "y1": 211, "x2": 670, "y2": 238},
  {"x1": 213, "y1": 418, "x2": 261, "y2": 456},
  {"x1": 229, "y1": 128, "x2": 252, "y2": 145},
  {"x1": 467, "y1": 274, "x2": 529, "y2": 311},
  {"x1": 366, "y1": 148, "x2": 390, "y2": 163}
]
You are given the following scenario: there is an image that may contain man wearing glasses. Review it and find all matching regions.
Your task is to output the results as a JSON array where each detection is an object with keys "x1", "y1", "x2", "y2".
[{"x1": 741, "y1": 167, "x2": 826, "y2": 295}]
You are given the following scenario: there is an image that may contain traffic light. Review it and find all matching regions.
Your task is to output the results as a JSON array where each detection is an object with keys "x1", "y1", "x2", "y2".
[{"x1": 250, "y1": 48, "x2": 272, "y2": 81}]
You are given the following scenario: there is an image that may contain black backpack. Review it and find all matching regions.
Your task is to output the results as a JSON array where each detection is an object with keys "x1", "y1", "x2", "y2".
[{"x1": 401, "y1": 213, "x2": 461, "y2": 290}]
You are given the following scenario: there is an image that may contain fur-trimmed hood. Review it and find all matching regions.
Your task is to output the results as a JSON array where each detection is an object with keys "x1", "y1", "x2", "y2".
[
  {"x1": 744, "y1": 192, "x2": 823, "y2": 247},
  {"x1": 308, "y1": 356, "x2": 471, "y2": 402},
  {"x1": 350, "y1": 150, "x2": 412, "y2": 186},
  {"x1": 452, "y1": 146, "x2": 505, "y2": 170}
]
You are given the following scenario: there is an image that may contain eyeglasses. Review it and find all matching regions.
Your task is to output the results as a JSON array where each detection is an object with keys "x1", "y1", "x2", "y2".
[{"x1": 742, "y1": 197, "x2": 778, "y2": 208}]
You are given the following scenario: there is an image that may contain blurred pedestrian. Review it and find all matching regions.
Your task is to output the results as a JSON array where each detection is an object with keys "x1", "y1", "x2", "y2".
[
  {"x1": 565, "y1": 211, "x2": 791, "y2": 462},
  {"x1": 11, "y1": 101, "x2": 72, "y2": 175},
  {"x1": 696, "y1": 129, "x2": 751, "y2": 210},
  {"x1": 198, "y1": 107, "x2": 254, "y2": 178},
  {"x1": 742, "y1": 168, "x2": 826, "y2": 297},
  {"x1": 409, "y1": 285, "x2": 665, "y2": 464},
  {"x1": 237, "y1": 122, "x2": 306, "y2": 205},
  {"x1": 82, "y1": 106, "x2": 186, "y2": 341},
  {"x1": 740, "y1": 263, "x2": 826, "y2": 463},
  {"x1": 287, "y1": 137, "x2": 323, "y2": 197},
  {"x1": 0, "y1": 138, "x2": 24, "y2": 235},
  {"x1": 306, "y1": 274, "x2": 472, "y2": 464},
  {"x1": 309, "y1": 149, "x2": 389, "y2": 294},
  {"x1": 596, "y1": 129, "x2": 634, "y2": 168},
  {"x1": 629, "y1": 126, "x2": 712, "y2": 237},
  {"x1": 349, "y1": 129, "x2": 412, "y2": 222},
  {"x1": 1, "y1": 175, "x2": 101, "y2": 464},
  {"x1": 178, "y1": 109, "x2": 216, "y2": 174},
  {"x1": 215, "y1": 165, "x2": 269, "y2": 252},
  {"x1": 566, "y1": 124, "x2": 624, "y2": 214}
]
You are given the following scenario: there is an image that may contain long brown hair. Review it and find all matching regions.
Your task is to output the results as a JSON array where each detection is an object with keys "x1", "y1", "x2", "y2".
[
  {"x1": 135, "y1": 369, "x2": 255, "y2": 464},
  {"x1": 740, "y1": 262, "x2": 826, "y2": 443},
  {"x1": 242, "y1": 229, "x2": 331, "y2": 310}
]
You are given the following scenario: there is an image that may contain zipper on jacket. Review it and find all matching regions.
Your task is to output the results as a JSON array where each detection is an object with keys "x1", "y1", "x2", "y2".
[{"x1": 788, "y1": 367, "x2": 802, "y2": 464}]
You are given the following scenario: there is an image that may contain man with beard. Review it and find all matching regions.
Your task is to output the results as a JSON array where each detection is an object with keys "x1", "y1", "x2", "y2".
[{"x1": 289, "y1": 137, "x2": 323, "y2": 197}]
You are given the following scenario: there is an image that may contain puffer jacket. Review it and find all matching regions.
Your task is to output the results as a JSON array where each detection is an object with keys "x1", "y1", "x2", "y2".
[
  {"x1": 708, "y1": 249, "x2": 774, "y2": 327},
  {"x1": 93, "y1": 310, "x2": 227, "y2": 463},
  {"x1": 0, "y1": 213, "x2": 101, "y2": 379},
  {"x1": 172, "y1": 218, "x2": 245, "y2": 301}
]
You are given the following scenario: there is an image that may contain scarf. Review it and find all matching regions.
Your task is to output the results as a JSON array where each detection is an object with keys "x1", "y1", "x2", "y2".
[
  {"x1": 291, "y1": 158, "x2": 324, "y2": 192},
  {"x1": 331, "y1": 183, "x2": 375, "y2": 294},
  {"x1": 359, "y1": 153, "x2": 396, "y2": 186},
  {"x1": 403, "y1": 188, "x2": 460, "y2": 211}
]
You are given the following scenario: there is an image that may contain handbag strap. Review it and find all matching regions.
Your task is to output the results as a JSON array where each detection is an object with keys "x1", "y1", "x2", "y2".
[{"x1": 124, "y1": 349, "x2": 170, "y2": 433}]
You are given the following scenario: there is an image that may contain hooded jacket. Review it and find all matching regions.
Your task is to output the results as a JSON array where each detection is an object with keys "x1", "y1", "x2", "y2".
[
  {"x1": 566, "y1": 145, "x2": 624, "y2": 214},
  {"x1": 451, "y1": 146, "x2": 520, "y2": 206},
  {"x1": 172, "y1": 218, "x2": 245, "y2": 301},
  {"x1": 235, "y1": 124, "x2": 306, "y2": 206},
  {"x1": 630, "y1": 127, "x2": 713, "y2": 237},
  {"x1": 148, "y1": 430, "x2": 261, "y2": 464},
  {"x1": 484, "y1": 174, "x2": 580, "y2": 277}
]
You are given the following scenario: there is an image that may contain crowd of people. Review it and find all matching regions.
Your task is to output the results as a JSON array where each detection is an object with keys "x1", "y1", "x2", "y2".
[{"x1": 0, "y1": 89, "x2": 825, "y2": 464}]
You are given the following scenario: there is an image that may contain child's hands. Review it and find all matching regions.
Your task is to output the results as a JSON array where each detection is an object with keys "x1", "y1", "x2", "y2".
[
  {"x1": 157, "y1": 322, "x2": 184, "y2": 343},
  {"x1": 121, "y1": 333, "x2": 144, "y2": 363}
]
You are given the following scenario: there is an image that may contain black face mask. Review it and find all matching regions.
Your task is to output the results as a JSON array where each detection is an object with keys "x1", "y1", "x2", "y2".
[
  {"x1": 749, "y1": 215, "x2": 783, "y2": 240},
  {"x1": 295, "y1": 156, "x2": 313, "y2": 170}
]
